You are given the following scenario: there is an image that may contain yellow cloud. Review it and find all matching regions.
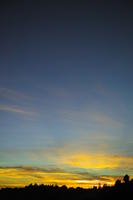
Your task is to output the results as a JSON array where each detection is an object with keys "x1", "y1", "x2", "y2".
[
  {"x1": 0, "y1": 153, "x2": 133, "y2": 188},
  {"x1": 59, "y1": 153, "x2": 133, "y2": 170},
  {"x1": 0, "y1": 166, "x2": 117, "y2": 188}
]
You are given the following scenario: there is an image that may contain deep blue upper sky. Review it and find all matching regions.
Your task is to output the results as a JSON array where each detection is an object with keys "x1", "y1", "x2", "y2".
[{"x1": 0, "y1": 0, "x2": 133, "y2": 181}]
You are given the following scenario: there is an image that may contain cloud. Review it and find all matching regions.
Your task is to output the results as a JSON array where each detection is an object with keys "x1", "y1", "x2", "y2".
[
  {"x1": 1, "y1": 151, "x2": 133, "y2": 188},
  {"x1": 57, "y1": 152, "x2": 133, "y2": 172},
  {"x1": 0, "y1": 104, "x2": 35, "y2": 116},
  {"x1": 0, "y1": 87, "x2": 37, "y2": 117},
  {"x1": 60, "y1": 109, "x2": 123, "y2": 129},
  {"x1": 31, "y1": 147, "x2": 133, "y2": 174},
  {"x1": 0, "y1": 87, "x2": 30, "y2": 102},
  {"x1": 0, "y1": 165, "x2": 119, "y2": 188},
  {"x1": 0, "y1": 166, "x2": 66, "y2": 174},
  {"x1": 90, "y1": 112, "x2": 122, "y2": 128}
]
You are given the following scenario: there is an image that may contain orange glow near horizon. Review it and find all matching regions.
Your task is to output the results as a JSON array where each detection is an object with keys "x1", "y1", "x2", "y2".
[
  {"x1": 0, "y1": 166, "x2": 121, "y2": 189},
  {"x1": 0, "y1": 152, "x2": 133, "y2": 188}
]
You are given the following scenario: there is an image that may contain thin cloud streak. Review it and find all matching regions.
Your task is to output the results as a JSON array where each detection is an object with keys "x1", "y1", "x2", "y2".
[
  {"x1": 0, "y1": 104, "x2": 35, "y2": 116},
  {"x1": 60, "y1": 109, "x2": 123, "y2": 129},
  {"x1": 0, "y1": 87, "x2": 30, "y2": 102}
]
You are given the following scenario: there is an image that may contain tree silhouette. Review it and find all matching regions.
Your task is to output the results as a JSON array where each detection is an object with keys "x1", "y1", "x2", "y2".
[
  {"x1": 123, "y1": 174, "x2": 129, "y2": 184},
  {"x1": 115, "y1": 179, "x2": 121, "y2": 187}
]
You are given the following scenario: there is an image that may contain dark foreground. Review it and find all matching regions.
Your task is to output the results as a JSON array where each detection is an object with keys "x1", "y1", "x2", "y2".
[{"x1": 0, "y1": 175, "x2": 132, "y2": 200}]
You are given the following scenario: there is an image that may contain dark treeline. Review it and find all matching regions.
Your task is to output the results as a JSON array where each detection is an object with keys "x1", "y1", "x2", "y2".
[{"x1": 0, "y1": 175, "x2": 133, "y2": 200}]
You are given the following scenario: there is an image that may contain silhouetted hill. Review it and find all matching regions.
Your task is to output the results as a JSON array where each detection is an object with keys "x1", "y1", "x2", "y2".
[{"x1": 0, "y1": 175, "x2": 133, "y2": 200}]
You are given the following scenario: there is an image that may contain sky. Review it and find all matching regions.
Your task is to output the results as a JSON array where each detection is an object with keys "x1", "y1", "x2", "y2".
[{"x1": 0, "y1": 0, "x2": 133, "y2": 188}]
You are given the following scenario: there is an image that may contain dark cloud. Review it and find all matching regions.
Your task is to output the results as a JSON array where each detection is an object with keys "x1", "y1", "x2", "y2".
[{"x1": 0, "y1": 166, "x2": 66, "y2": 173}]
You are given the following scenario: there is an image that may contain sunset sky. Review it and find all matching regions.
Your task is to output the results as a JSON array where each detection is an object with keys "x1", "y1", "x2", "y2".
[{"x1": 0, "y1": 1, "x2": 133, "y2": 188}]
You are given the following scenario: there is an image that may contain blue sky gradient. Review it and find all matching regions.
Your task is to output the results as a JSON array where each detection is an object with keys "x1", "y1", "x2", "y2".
[{"x1": 0, "y1": 1, "x2": 133, "y2": 187}]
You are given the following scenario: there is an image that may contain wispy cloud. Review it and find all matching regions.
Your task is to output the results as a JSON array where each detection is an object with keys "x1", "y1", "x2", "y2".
[
  {"x1": 0, "y1": 87, "x2": 37, "y2": 117},
  {"x1": 90, "y1": 112, "x2": 122, "y2": 128},
  {"x1": 0, "y1": 104, "x2": 35, "y2": 116},
  {"x1": 58, "y1": 153, "x2": 133, "y2": 171},
  {"x1": 0, "y1": 87, "x2": 30, "y2": 102},
  {"x1": 60, "y1": 109, "x2": 123, "y2": 129}
]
